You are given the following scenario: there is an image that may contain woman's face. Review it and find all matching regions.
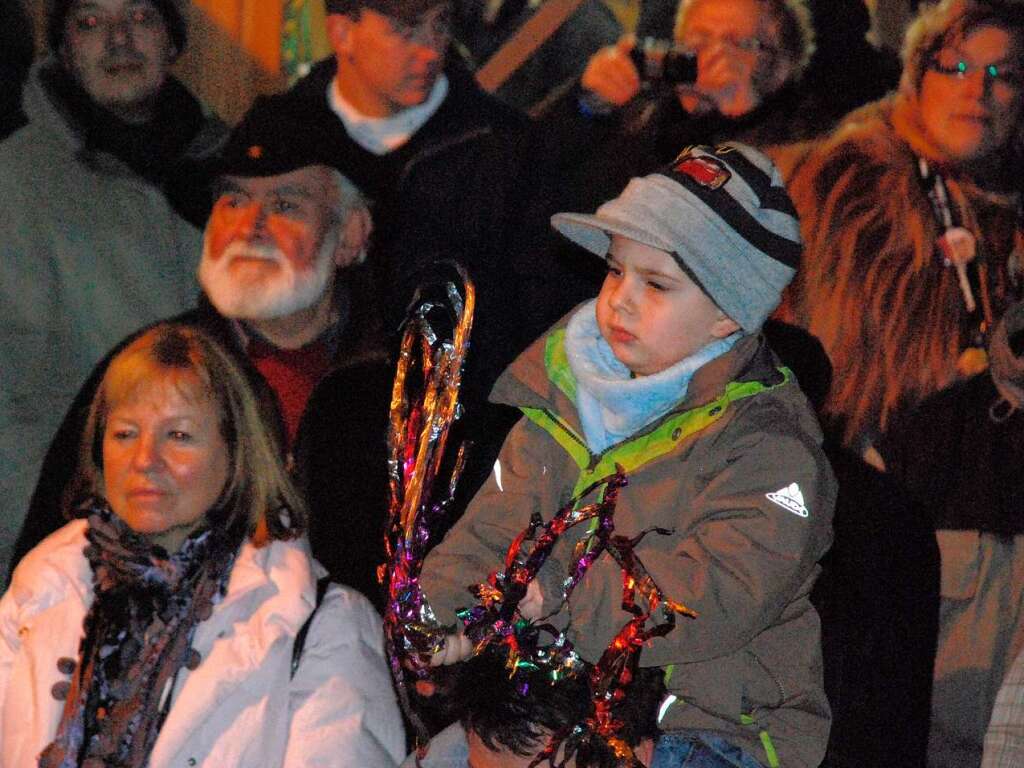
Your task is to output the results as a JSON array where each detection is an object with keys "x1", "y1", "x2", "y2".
[
  {"x1": 102, "y1": 375, "x2": 230, "y2": 553},
  {"x1": 919, "y1": 23, "x2": 1024, "y2": 163}
]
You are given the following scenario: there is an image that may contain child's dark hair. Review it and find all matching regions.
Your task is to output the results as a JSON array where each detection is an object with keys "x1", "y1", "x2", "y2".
[{"x1": 456, "y1": 649, "x2": 665, "y2": 766}]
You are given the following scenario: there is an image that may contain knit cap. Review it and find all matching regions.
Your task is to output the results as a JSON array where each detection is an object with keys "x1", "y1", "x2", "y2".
[{"x1": 551, "y1": 143, "x2": 802, "y2": 333}]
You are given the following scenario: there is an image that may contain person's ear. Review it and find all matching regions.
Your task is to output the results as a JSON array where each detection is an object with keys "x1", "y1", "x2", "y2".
[
  {"x1": 711, "y1": 313, "x2": 741, "y2": 338},
  {"x1": 334, "y1": 206, "x2": 373, "y2": 268},
  {"x1": 326, "y1": 13, "x2": 355, "y2": 58}
]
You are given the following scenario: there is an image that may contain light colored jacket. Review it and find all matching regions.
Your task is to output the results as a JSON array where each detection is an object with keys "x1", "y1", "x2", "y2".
[
  {"x1": 0, "y1": 62, "x2": 207, "y2": 581},
  {"x1": 0, "y1": 521, "x2": 406, "y2": 767}
]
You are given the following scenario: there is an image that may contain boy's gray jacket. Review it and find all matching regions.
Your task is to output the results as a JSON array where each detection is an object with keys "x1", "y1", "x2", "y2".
[{"x1": 422, "y1": 323, "x2": 837, "y2": 768}]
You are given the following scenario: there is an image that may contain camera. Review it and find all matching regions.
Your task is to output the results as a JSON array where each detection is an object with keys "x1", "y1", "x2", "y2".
[{"x1": 629, "y1": 37, "x2": 698, "y2": 86}]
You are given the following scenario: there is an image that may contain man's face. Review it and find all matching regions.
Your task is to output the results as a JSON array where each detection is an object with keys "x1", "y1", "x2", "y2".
[
  {"x1": 329, "y1": 4, "x2": 451, "y2": 118},
  {"x1": 676, "y1": 0, "x2": 787, "y2": 117},
  {"x1": 919, "y1": 23, "x2": 1024, "y2": 164},
  {"x1": 60, "y1": 0, "x2": 176, "y2": 123},
  {"x1": 199, "y1": 166, "x2": 343, "y2": 321}
]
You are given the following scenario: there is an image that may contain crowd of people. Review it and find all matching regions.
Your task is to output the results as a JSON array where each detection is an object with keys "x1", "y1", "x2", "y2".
[{"x1": 1, "y1": 0, "x2": 1024, "y2": 766}]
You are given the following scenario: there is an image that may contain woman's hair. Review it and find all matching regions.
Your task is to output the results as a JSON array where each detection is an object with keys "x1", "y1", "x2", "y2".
[
  {"x1": 73, "y1": 323, "x2": 307, "y2": 544},
  {"x1": 900, "y1": 0, "x2": 1024, "y2": 94}
]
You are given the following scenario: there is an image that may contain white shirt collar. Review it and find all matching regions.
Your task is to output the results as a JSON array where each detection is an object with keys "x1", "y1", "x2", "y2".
[{"x1": 327, "y1": 74, "x2": 449, "y2": 155}]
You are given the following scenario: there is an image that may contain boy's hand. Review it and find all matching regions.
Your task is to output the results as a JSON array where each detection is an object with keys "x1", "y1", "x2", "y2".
[
  {"x1": 519, "y1": 579, "x2": 544, "y2": 621},
  {"x1": 581, "y1": 35, "x2": 640, "y2": 107},
  {"x1": 429, "y1": 633, "x2": 473, "y2": 666}
]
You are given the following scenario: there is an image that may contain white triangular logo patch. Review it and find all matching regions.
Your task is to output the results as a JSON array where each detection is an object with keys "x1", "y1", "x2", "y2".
[{"x1": 767, "y1": 482, "x2": 808, "y2": 517}]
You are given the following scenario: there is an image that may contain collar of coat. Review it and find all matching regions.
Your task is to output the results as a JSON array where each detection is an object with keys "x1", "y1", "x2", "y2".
[
  {"x1": 490, "y1": 307, "x2": 779, "y2": 434},
  {"x1": 22, "y1": 58, "x2": 215, "y2": 176}
]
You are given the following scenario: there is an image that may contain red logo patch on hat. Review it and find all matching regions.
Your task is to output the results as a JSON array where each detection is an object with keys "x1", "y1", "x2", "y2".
[
  {"x1": 673, "y1": 155, "x2": 731, "y2": 190},
  {"x1": 247, "y1": 145, "x2": 264, "y2": 160}
]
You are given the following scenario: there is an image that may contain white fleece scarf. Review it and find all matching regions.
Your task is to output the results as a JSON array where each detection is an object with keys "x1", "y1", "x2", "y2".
[{"x1": 564, "y1": 300, "x2": 739, "y2": 454}]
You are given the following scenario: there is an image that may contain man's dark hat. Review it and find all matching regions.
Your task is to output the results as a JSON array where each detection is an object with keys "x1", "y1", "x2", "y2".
[
  {"x1": 48, "y1": 0, "x2": 188, "y2": 56},
  {"x1": 325, "y1": 0, "x2": 449, "y2": 26},
  {"x1": 211, "y1": 106, "x2": 340, "y2": 179}
]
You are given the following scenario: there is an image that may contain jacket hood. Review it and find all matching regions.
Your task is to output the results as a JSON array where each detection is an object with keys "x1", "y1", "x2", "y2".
[{"x1": 23, "y1": 58, "x2": 220, "y2": 172}]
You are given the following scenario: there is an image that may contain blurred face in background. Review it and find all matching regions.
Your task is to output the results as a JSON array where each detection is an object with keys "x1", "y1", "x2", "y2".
[
  {"x1": 60, "y1": 0, "x2": 175, "y2": 123},
  {"x1": 919, "y1": 23, "x2": 1024, "y2": 164},
  {"x1": 675, "y1": 0, "x2": 792, "y2": 117},
  {"x1": 328, "y1": 3, "x2": 451, "y2": 118}
]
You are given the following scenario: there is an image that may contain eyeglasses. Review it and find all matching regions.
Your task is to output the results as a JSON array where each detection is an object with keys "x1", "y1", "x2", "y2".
[
  {"x1": 388, "y1": 10, "x2": 451, "y2": 47},
  {"x1": 928, "y1": 54, "x2": 1024, "y2": 88},
  {"x1": 680, "y1": 32, "x2": 774, "y2": 56}
]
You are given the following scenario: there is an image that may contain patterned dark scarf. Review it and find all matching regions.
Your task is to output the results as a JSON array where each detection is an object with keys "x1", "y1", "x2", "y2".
[{"x1": 39, "y1": 502, "x2": 243, "y2": 768}]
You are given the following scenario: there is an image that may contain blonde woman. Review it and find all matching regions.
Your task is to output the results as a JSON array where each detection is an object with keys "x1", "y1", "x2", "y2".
[{"x1": 0, "y1": 324, "x2": 405, "y2": 767}]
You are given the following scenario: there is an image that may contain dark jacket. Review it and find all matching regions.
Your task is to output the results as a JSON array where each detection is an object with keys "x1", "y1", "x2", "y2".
[
  {"x1": 240, "y1": 57, "x2": 556, "y2": 534},
  {"x1": 12, "y1": 273, "x2": 396, "y2": 611},
  {"x1": 243, "y1": 58, "x2": 541, "y2": 405}
]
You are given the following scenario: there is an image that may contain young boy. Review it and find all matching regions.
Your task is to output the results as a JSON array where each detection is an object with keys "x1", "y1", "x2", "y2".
[{"x1": 420, "y1": 143, "x2": 836, "y2": 768}]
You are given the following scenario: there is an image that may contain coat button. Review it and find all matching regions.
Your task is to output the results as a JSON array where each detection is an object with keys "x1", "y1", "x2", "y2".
[
  {"x1": 51, "y1": 681, "x2": 71, "y2": 701},
  {"x1": 671, "y1": 428, "x2": 682, "y2": 440},
  {"x1": 709, "y1": 406, "x2": 722, "y2": 416},
  {"x1": 188, "y1": 758, "x2": 197, "y2": 766},
  {"x1": 185, "y1": 649, "x2": 202, "y2": 670},
  {"x1": 57, "y1": 657, "x2": 77, "y2": 675}
]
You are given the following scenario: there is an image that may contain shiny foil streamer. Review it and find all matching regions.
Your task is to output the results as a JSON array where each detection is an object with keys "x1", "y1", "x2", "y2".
[
  {"x1": 380, "y1": 264, "x2": 475, "y2": 755},
  {"x1": 457, "y1": 469, "x2": 696, "y2": 768}
]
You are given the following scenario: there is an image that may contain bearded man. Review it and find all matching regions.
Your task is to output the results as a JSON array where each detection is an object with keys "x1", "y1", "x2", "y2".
[{"x1": 12, "y1": 113, "x2": 396, "y2": 609}]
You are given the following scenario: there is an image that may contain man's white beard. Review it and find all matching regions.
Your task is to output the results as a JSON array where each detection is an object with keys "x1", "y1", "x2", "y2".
[{"x1": 198, "y1": 232, "x2": 337, "y2": 321}]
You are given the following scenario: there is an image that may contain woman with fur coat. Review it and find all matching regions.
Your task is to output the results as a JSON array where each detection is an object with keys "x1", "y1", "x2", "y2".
[
  {"x1": 774, "y1": 2, "x2": 1024, "y2": 765},
  {"x1": 776, "y1": 0, "x2": 1024, "y2": 459}
]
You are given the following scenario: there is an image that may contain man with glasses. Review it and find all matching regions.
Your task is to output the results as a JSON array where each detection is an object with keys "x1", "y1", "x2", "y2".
[
  {"x1": 526, "y1": 0, "x2": 816, "y2": 254},
  {"x1": 516, "y1": 0, "x2": 816, "y2": 334},
  {"x1": 580, "y1": 0, "x2": 814, "y2": 130}
]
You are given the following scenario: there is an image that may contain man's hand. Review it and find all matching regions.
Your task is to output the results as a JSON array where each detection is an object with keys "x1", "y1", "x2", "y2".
[{"x1": 581, "y1": 35, "x2": 641, "y2": 107}]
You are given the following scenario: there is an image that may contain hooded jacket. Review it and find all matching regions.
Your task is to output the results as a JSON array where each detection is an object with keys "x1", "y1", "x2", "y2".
[
  {"x1": 421, "y1": 319, "x2": 836, "y2": 768},
  {"x1": 0, "y1": 521, "x2": 406, "y2": 768},
  {"x1": 0, "y1": 61, "x2": 224, "y2": 581}
]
